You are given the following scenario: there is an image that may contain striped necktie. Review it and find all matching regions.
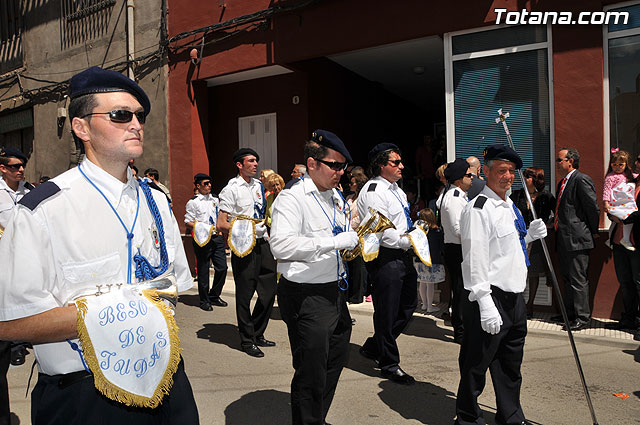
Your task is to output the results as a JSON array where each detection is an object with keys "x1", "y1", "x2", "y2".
[{"x1": 553, "y1": 177, "x2": 567, "y2": 230}]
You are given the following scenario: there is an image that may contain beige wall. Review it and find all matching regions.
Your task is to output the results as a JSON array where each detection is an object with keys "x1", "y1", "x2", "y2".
[{"x1": 0, "y1": 0, "x2": 170, "y2": 188}]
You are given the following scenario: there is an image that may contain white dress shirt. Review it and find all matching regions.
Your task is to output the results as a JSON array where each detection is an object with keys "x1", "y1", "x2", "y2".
[
  {"x1": 269, "y1": 174, "x2": 349, "y2": 283},
  {"x1": 0, "y1": 158, "x2": 192, "y2": 375},
  {"x1": 438, "y1": 185, "x2": 469, "y2": 244},
  {"x1": 460, "y1": 185, "x2": 528, "y2": 303},
  {"x1": 356, "y1": 176, "x2": 411, "y2": 249},
  {"x1": 218, "y1": 175, "x2": 266, "y2": 218},
  {"x1": 0, "y1": 177, "x2": 31, "y2": 229},
  {"x1": 184, "y1": 192, "x2": 219, "y2": 225}
]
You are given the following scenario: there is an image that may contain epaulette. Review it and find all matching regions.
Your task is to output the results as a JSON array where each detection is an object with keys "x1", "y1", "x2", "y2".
[
  {"x1": 18, "y1": 181, "x2": 60, "y2": 211},
  {"x1": 367, "y1": 183, "x2": 377, "y2": 192},
  {"x1": 473, "y1": 196, "x2": 487, "y2": 209},
  {"x1": 190, "y1": 195, "x2": 198, "y2": 200},
  {"x1": 24, "y1": 182, "x2": 35, "y2": 190},
  {"x1": 453, "y1": 189, "x2": 460, "y2": 197}
]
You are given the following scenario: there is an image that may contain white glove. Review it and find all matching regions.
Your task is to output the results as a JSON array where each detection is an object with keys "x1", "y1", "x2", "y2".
[
  {"x1": 397, "y1": 235, "x2": 412, "y2": 250},
  {"x1": 255, "y1": 222, "x2": 268, "y2": 239},
  {"x1": 524, "y1": 218, "x2": 547, "y2": 244},
  {"x1": 477, "y1": 295, "x2": 503, "y2": 335},
  {"x1": 333, "y1": 231, "x2": 359, "y2": 250}
]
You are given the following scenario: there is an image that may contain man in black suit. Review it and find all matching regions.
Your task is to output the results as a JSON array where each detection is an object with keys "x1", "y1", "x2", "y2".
[{"x1": 553, "y1": 147, "x2": 600, "y2": 331}]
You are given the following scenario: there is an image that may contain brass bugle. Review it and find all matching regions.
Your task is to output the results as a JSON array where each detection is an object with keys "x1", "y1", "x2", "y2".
[{"x1": 341, "y1": 208, "x2": 395, "y2": 261}]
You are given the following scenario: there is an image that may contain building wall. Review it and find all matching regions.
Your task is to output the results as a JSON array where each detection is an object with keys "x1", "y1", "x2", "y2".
[{"x1": 0, "y1": 0, "x2": 169, "y2": 188}]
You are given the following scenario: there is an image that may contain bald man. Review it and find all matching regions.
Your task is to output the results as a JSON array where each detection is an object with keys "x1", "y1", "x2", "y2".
[{"x1": 466, "y1": 156, "x2": 486, "y2": 200}]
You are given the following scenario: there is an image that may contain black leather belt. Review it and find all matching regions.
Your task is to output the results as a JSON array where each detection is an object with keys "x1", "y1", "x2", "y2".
[{"x1": 57, "y1": 370, "x2": 92, "y2": 389}]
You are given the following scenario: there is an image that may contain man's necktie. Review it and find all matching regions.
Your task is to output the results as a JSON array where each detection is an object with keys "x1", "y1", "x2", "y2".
[{"x1": 553, "y1": 177, "x2": 567, "y2": 231}]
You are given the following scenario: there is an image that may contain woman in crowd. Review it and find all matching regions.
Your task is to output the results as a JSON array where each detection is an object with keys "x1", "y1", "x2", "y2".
[
  {"x1": 264, "y1": 173, "x2": 284, "y2": 229},
  {"x1": 510, "y1": 166, "x2": 555, "y2": 318}
]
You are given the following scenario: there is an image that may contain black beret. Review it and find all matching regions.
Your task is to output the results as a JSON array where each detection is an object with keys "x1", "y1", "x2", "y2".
[
  {"x1": 483, "y1": 144, "x2": 523, "y2": 169},
  {"x1": 194, "y1": 173, "x2": 211, "y2": 185},
  {"x1": 444, "y1": 158, "x2": 470, "y2": 183},
  {"x1": 70, "y1": 66, "x2": 151, "y2": 116},
  {"x1": 311, "y1": 130, "x2": 353, "y2": 163},
  {"x1": 367, "y1": 142, "x2": 399, "y2": 163},
  {"x1": 232, "y1": 148, "x2": 260, "y2": 164},
  {"x1": 0, "y1": 147, "x2": 27, "y2": 163}
]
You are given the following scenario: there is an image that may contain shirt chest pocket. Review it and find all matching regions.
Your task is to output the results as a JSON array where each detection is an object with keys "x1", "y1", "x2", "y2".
[
  {"x1": 307, "y1": 218, "x2": 328, "y2": 235},
  {"x1": 496, "y1": 216, "x2": 516, "y2": 239},
  {"x1": 237, "y1": 197, "x2": 252, "y2": 209},
  {"x1": 61, "y1": 252, "x2": 122, "y2": 286}
]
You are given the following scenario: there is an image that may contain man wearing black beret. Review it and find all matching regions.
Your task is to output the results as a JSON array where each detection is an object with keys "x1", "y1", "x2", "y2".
[
  {"x1": 270, "y1": 129, "x2": 358, "y2": 425},
  {"x1": 357, "y1": 143, "x2": 418, "y2": 385},
  {"x1": 185, "y1": 173, "x2": 228, "y2": 311},
  {"x1": 0, "y1": 67, "x2": 199, "y2": 423},
  {"x1": 217, "y1": 147, "x2": 277, "y2": 358},
  {"x1": 437, "y1": 157, "x2": 474, "y2": 344},
  {"x1": 455, "y1": 144, "x2": 546, "y2": 425}
]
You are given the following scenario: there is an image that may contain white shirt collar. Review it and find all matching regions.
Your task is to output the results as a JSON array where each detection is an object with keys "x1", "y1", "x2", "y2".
[
  {"x1": 482, "y1": 185, "x2": 512, "y2": 208},
  {"x1": 564, "y1": 169, "x2": 577, "y2": 181},
  {"x1": 79, "y1": 158, "x2": 137, "y2": 208},
  {"x1": 372, "y1": 175, "x2": 395, "y2": 190}
]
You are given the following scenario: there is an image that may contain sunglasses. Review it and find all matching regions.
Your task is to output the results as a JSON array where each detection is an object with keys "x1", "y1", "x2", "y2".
[
  {"x1": 387, "y1": 159, "x2": 403, "y2": 166},
  {"x1": 82, "y1": 110, "x2": 146, "y2": 124},
  {"x1": 315, "y1": 158, "x2": 348, "y2": 171},
  {"x1": 611, "y1": 162, "x2": 626, "y2": 167},
  {"x1": 556, "y1": 157, "x2": 569, "y2": 163},
  {"x1": 200, "y1": 181, "x2": 211, "y2": 186},
  {"x1": 3, "y1": 162, "x2": 25, "y2": 170},
  {"x1": 464, "y1": 173, "x2": 474, "y2": 178}
]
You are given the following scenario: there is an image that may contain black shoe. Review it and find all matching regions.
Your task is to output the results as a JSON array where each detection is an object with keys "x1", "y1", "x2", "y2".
[
  {"x1": 255, "y1": 337, "x2": 276, "y2": 347},
  {"x1": 200, "y1": 304, "x2": 213, "y2": 311},
  {"x1": 634, "y1": 330, "x2": 640, "y2": 341},
  {"x1": 381, "y1": 367, "x2": 415, "y2": 385},
  {"x1": 242, "y1": 344, "x2": 264, "y2": 357},
  {"x1": 10, "y1": 348, "x2": 26, "y2": 366},
  {"x1": 210, "y1": 298, "x2": 228, "y2": 307},
  {"x1": 604, "y1": 321, "x2": 637, "y2": 330},
  {"x1": 563, "y1": 319, "x2": 590, "y2": 331},
  {"x1": 359, "y1": 346, "x2": 378, "y2": 361}
]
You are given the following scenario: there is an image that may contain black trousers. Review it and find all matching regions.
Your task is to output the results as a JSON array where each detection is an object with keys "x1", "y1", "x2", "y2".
[
  {"x1": 362, "y1": 247, "x2": 417, "y2": 372},
  {"x1": 31, "y1": 359, "x2": 199, "y2": 425},
  {"x1": 557, "y1": 248, "x2": 591, "y2": 323},
  {"x1": 444, "y1": 243, "x2": 465, "y2": 341},
  {"x1": 0, "y1": 341, "x2": 10, "y2": 425},
  {"x1": 193, "y1": 235, "x2": 228, "y2": 308},
  {"x1": 456, "y1": 287, "x2": 527, "y2": 425},
  {"x1": 612, "y1": 244, "x2": 640, "y2": 325},
  {"x1": 278, "y1": 278, "x2": 352, "y2": 425},
  {"x1": 231, "y1": 239, "x2": 277, "y2": 346}
]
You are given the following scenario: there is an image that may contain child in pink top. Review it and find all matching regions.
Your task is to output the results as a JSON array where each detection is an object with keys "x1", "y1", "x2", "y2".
[{"x1": 604, "y1": 149, "x2": 638, "y2": 251}]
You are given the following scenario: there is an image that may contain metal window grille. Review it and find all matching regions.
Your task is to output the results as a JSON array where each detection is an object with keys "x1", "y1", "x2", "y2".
[
  {"x1": 0, "y1": 0, "x2": 21, "y2": 43},
  {"x1": 60, "y1": 0, "x2": 116, "y2": 47}
]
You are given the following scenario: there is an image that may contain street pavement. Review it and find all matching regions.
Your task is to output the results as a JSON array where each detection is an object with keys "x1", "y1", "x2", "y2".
[{"x1": 7, "y1": 277, "x2": 640, "y2": 425}]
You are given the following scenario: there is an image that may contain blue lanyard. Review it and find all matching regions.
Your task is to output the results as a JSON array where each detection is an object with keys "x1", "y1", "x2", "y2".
[
  {"x1": 78, "y1": 163, "x2": 140, "y2": 284},
  {"x1": 309, "y1": 181, "x2": 349, "y2": 291},
  {"x1": 390, "y1": 187, "x2": 413, "y2": 230},
  {"x1": 254, "y1": 182, "x2": 266, "y2": 219},
  {"x1": 512, "y1": 203, "x2": 530, "y2": 267}
]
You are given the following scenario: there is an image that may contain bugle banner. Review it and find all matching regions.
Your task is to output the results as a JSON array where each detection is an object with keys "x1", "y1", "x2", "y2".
[
  {"x1": 74, "y1": 270, "x2": 181, "y2": 409},
  {"x1": 228, "y1": 215, "x2": 261, "y2": 257},
  {"x1": 192, "y1": 221, "x2": 215, "y2": 247},
  {"x1": 407, "y1": 227, "x2": 432, "y2": 266}
]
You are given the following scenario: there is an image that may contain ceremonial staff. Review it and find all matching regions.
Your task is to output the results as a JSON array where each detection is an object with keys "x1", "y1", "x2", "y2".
[{"x1": 496, "y1": 109, "x2": 599, "y2": 425}]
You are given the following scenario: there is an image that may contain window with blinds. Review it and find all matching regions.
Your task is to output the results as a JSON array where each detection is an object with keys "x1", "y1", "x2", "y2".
[
  {"x1": 605, "y1": 2, "x2": 640, "y2": 160},
  {"x1": 0, "y1": 0, "x2": 23, "y2": 73},
  {"x1": 446, "y1": 25, "x2": 553, "y2": 191}
]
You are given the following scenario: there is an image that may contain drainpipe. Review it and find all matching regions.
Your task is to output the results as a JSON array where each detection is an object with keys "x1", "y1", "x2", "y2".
[{"x1": 127, "y1": 0, "x2": 135, "y2": 80}]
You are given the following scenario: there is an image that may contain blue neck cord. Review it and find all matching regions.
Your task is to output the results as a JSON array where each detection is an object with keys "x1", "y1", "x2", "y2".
[
  {"x1": 512, "y1": 203, "x2": 531, "y2": 267},
  {"x1": 390, "y1": 188, "x2": 413, "y2": 230},
  {"x1": 78, "y1": 164, "x2": 139, "y2": 284}
]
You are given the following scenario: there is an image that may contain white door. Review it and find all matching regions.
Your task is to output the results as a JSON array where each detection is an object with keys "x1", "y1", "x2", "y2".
[{"x1": 238, "y1": 113, "x2": 277, "y2": 173}]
